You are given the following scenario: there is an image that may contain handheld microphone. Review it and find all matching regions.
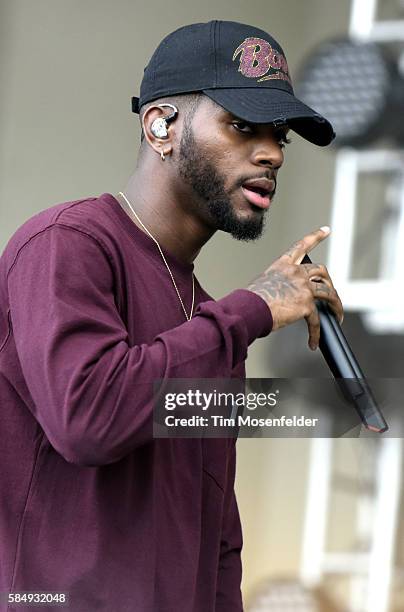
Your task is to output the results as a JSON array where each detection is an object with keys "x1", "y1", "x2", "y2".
[{"x1": 302, "y1": 254, "x2": 388, "y2": 433}]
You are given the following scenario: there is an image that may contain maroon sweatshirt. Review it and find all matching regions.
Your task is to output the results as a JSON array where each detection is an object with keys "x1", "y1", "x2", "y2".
[{"x1": 0, "y1": 193, "x2": 273, "y2": 612}]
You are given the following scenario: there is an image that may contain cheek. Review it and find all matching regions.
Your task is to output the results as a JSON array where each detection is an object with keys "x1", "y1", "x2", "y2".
[
  {"x1": 205, "y1": 138, "x2": 244, "y2": 168},
  {"x1": 199, "y1": 141, "x2": 238, "y2": 177},
  {"x1": 192, "y1": 126, "x2": 248, "y2": 184},
  {"x1": 218, "y1": 149, "x2": 248, "y2": 187},
  {"x1": 199, "y1": 133, "x2": 230, "y2": 157}
]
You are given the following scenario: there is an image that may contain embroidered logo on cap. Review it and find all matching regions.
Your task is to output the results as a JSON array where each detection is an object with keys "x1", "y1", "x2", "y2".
[{"x1": 232, "y1": 37, "x2": 291, "y2": 85}]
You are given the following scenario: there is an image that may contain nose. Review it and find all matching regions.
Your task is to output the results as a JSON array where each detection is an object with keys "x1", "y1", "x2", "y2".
[{"x1": 251, "y1": 132, "x2": 284, "y2": 170}]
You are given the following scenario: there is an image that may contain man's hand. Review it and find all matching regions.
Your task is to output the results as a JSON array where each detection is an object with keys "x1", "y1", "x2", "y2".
[{"x1": 246, "y1": 226, "x2": 344, "y2": 351}]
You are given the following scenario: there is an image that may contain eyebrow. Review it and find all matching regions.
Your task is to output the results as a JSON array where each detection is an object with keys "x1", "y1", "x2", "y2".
[
  {"x1": 221, "y1": 110, "x2": 241, "y2": 121},
  {"x1": 222, "y1": 111, "x2": 290, "y2": 133},
  {"x1": 275, "y1": 125, "x2": 290, "y2": 134}
]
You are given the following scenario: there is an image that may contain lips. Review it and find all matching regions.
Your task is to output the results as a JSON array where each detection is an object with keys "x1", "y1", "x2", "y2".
[{"x1": 241, "y1": 178, "x2": 275, "y2": 209}]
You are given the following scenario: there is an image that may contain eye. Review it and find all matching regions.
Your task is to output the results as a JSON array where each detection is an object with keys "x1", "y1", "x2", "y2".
[
  {"x1": 232, "y1": 121, "x2": 254, "y2": 134},
  {"x1": 275, "y1": 130, "x2": 292, "y2": 148}
]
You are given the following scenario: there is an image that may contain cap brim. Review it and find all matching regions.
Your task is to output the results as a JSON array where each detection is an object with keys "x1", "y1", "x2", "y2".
[{"x1": 202, "y1": 87, "x2": 335, "y2": 147}]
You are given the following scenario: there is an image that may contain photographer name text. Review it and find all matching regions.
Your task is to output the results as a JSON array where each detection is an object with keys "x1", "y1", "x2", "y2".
[{"x1": 165, "y1": 414, "x2": 319, "y2": 428}]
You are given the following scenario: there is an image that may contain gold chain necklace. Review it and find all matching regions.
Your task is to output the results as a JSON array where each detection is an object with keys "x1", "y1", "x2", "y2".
[{"x1": 118, "y1": 191, "x2": 195, "y2": 322}]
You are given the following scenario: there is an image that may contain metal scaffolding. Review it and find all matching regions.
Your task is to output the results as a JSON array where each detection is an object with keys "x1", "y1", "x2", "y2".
[
  {"x1": 327, "y1": 0, "x2": 404, "y2": 334},
  {"x1": 300, "y1": 3, "x2": 404, "y2": 611}
]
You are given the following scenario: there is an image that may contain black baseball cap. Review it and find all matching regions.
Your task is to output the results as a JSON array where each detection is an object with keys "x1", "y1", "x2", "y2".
[{"x1": 132, "y1": 20, "x2": 335, "y2": 147}]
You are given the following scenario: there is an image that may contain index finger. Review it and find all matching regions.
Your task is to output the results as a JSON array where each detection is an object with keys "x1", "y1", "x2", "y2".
[{"x1": 280, "y1": 226, "x2": 331, "y2": 264}]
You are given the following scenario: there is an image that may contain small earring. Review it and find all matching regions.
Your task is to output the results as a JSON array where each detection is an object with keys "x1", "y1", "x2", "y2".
[{"x1": 160, "y1": 150, "x2": 166, "y2": 162}]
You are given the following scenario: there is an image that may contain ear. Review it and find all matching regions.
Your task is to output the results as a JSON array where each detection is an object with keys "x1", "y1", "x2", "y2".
[{"x1": 142, "y1": 105, "x2": 177, "y2": 159}]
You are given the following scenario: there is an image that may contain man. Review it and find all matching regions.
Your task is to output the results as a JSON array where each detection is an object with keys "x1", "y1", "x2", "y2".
[{"x1": 0, "y1": 20, "x2": 342, "y2": 612}]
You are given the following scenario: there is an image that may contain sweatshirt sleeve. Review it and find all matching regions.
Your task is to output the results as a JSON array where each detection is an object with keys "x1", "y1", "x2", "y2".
[
  {"x1": 215, "y1": 441, "x2": 243, "y2": 611},
  {"x1": 7, "y1": 224, "x2": 272, "y2": 466}
]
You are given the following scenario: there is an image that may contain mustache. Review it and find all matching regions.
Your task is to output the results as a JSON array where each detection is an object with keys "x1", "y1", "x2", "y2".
[{"x1": 233, "y1": 173, "x2": 277, "y2": 198}]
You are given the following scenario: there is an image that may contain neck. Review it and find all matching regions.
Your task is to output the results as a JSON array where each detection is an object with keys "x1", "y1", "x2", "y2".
[{"x1": 117, "y1": 163, "x2": 216, "y2": 265}]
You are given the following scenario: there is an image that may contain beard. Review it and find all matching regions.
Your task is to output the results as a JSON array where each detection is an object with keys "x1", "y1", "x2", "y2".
[{"x1": 177, "y1": 122, "x2": 267, "y2": 241}]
